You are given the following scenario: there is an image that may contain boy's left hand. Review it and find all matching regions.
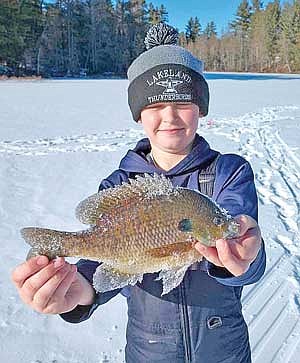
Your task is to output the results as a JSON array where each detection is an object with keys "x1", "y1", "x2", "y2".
[{"x1": 194, "y1": 215, "x2": 262, "y2": 277}]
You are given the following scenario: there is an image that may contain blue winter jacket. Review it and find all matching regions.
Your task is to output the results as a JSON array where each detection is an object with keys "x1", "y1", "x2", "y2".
[{"x1": 61, "y1": 134, "x2": 266, "y2": 363}]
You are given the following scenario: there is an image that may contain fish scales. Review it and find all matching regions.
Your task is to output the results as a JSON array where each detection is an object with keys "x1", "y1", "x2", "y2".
[
  {"x1": 78, "y1": 191, "x2": 208, "y2": 269},
  {"x1": 86, "y1": 193, "x2": 193, "y2": 261}
]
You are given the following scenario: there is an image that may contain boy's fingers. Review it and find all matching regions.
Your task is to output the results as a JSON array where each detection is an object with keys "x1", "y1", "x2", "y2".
[
  {"x1": 33, "y1": 264, "x2": 74, "y2": 311},
  {"x1": 21, "y1": 258, "x2": 66, "y2": 299},
  {"x1": 235, "y1": 214, "x2": 258, "y2": 237},
  {"x1": 194, "y1": 242, "x2": 224, "y2": 267},
  {"x1": 45, "y1": 267, "x2": 78, "y2": 313},
  {"x1": 228, "y1": 228, "x2": 261, "y2": 262},
  {"x1": 53, "y1": 266, "x2": 78, "y2": 300},
  {"x1": 11, "y1": 255, "x2": 49, "y2": 288},
  {"x1": 216, "y1": 239, "x2": 250, "y2": 276}
]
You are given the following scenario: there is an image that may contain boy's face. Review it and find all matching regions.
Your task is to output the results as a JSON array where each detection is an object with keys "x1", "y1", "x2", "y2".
[{"x1": 140, "y1": 102, "x2": 200, "y2": 154}]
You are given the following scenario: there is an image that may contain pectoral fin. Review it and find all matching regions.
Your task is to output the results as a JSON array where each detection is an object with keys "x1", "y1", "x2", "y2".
[
  {"x1": 147, "y1": 241, "x2": 193, "y2": 258},
  {"x1": 93, "y1": 263, "x2": 144, "y2": 293}
]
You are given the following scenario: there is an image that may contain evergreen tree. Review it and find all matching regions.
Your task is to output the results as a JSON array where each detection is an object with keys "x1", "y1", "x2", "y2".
[
  {"x1": 264, "y1": 0, "x2": 281, "y2": 69},
  {"x1": 231, "y1": 0, "x2": 252, "y2": 71},
  {"x1": 252, "y1": 0, "x2": 264, "y2": 12},
  {"x1": 0, "y1": 1, "x2": 24, "y2": 69},
  {"x1": 147, "y1": 2, "x2": 168, "y2": 25},
  {"x1": 39, "y1": 1, "x2": 66, "y2": 75},
  {"x1": 127, "y1": 1, "x2": 148, "y2": 61},
  {"x1": 292, "y1": 0, "x2": 300, "y2": 39},
  {"x1": 204, "y1": 21, "x2": 217, "y2": 39},
  {"x1": 0, "y1": 0, "x2": 44, "y2": 73},
  {"x1": 114, "y1": 0, "x2": 132, "y2": 74},
  {"x1": 248, "y1": 7, "x2": 268, "y2": 71},
  {"x1": 19, "y1": 1, "x2": 44, "y2": 73},
  {"x1": 231, "y1": 0, "x2": 252, "y2": 34},
  {"x1": 159, "y1": 4, "x2": 168, "y2": 23},
  {"x1": 185, "y1": 16, "x2": 201, "y2": 43},
  {"x1": 290, "y1": 0, "x2": 300, "y2": 70},
  {"x1": 129, "y1": 0, "x2": 147, "y2": 24},
  {"x1": 90, "y1": 0, "x2": 115, "y2": 74},
  {"x1": 278, "y1": 2, "x2": 294, "y2": 72}
]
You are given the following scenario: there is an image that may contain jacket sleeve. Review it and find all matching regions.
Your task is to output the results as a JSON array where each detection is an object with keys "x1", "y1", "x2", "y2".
[
  {"x1": 207, "y1": 154, "x2": 266, "y2": 286},
  {"x1": 60, "y1": 169, "x2": 129, "y2": 324}
]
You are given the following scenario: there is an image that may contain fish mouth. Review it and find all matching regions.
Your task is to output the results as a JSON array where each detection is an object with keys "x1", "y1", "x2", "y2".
[{"x1": 223, "y1": 221, "x2": 240, "y2": 239}]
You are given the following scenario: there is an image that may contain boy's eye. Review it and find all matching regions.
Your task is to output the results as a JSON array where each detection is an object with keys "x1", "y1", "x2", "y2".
[
  {"x1": 147, "y1": 104, "x2": 160, "y2": 110},
  {"x1": 177, "y1": 103, "x2": 190, "y2": 109},
  {"x1": 144, "y1": 103, "x2": 162, "y2": 111}
]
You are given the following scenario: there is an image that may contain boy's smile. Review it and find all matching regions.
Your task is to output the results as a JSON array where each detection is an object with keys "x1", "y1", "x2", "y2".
[{"x1": 140, "y1": 102, "x2": 200, "y2": 160}]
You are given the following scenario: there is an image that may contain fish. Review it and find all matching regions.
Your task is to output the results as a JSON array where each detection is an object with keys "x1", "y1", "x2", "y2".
[{"x1": 20, "y1": 174, "x2": 239, "y2": 295}]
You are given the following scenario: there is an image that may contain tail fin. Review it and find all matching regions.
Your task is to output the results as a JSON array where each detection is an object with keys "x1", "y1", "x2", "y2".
[{"x1": 21, "y1": 227, "x2": 70, "y2": 261}]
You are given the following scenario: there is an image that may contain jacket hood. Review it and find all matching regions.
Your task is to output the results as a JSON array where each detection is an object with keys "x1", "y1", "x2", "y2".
[{"x1": 119, "y1": 134, "x2": 219, "y2": 177}]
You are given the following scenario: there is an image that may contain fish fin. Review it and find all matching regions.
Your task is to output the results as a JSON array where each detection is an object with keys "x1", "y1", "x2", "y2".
[
  {"x1": 21, "y1": 227, "x2": 72, "y2": 260},
  {"x1": 156, "y1": 265, "x2": 189, "y2": 295},
  {"x1": 93, "y1": 263, "x2": 143, "y2": 293},
  {"x1": 75, "y1": 173, "x2": 177, "y2": 225},
  {"x1": 26, "y1": 247, "x2": 42, "y2": 261},
  {"x1": 147, "y1": 241, "x2": 193, "y2": 258}
]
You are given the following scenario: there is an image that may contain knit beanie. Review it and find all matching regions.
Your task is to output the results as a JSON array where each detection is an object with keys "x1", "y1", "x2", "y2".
[{"x1": 127, "y1": 23, "x2": 209, "y2": 122}]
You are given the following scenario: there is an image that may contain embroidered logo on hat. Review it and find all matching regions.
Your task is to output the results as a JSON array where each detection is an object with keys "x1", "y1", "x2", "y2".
[
  {"x1": 156, "y1": 78, "x2": 183, "y2": 93},
  {"x1": 145, "y1": 66, "x2": 193, "y2": 104}
]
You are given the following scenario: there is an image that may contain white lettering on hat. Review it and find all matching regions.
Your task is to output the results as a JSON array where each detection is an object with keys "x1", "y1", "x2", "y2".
[
  {"x1": 146, "y1": 68, "x2": 192, "y2": 87},
  {"x1": 147, "y1": 93, "x2": 192, "y2": 103}
]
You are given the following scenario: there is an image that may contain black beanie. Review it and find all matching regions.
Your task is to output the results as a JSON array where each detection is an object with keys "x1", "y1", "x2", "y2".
[{"x1": 127, "y1": 23, "x2": 209, "y2": 122}]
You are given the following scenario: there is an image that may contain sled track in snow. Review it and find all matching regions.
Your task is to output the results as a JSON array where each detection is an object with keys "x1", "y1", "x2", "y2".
[
  {"x1": 0, "y1": 129, "x2": 145, "y2": 156},
  {"x1": 208, "y1": 106, "x2": 300, "y2": 238}
]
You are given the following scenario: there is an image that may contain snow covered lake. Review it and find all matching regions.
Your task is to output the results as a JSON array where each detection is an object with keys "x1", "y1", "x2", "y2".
[{"x1": 1, "y1": 73, "x2": 300, "y2": 363}]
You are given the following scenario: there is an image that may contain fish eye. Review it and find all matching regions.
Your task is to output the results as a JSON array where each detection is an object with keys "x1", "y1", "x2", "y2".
[
  {"x1": 178, "y1": 219, "x2": 192, "y2": 232},
  {"x1": 213, "y1": 216, "x2": 224, "y2": 226}
]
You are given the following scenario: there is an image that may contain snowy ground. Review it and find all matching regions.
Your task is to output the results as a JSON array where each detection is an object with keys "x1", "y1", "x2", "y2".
[{"x1": 0, "y1": 73, "x2": 300, "y2": 363}]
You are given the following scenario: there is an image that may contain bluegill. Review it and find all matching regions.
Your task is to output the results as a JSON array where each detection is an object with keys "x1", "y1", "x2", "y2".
[{"x1": 20, "y1": 174, "x2": 239, "y2": 295}]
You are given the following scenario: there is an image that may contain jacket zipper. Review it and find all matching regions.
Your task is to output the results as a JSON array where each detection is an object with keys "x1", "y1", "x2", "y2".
[{"x1": 179, "y1": 283, "x2": 192, "y2": 363}]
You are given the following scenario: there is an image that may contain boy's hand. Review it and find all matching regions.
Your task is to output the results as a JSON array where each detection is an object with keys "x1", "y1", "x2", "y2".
[
  {"x1": 194, "y1": 215, "x2": 262, "y2": 276},
  {"x1": 11, "y1": 256, "x2": 95, "y2": 314}
]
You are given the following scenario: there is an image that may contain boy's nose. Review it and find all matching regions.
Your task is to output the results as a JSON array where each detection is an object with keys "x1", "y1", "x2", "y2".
[{"x1": 161, "y1": 104, "x2": 178, "y2": 121}]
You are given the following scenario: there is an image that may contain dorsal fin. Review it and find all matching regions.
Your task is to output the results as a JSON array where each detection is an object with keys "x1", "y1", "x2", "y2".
[{"x1": 75, "y1": 173, "x2": 177, "y2": 225}]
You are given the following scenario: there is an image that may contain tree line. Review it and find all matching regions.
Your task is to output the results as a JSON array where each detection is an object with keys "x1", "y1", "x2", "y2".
[
  {"x1": 184, "y1": 0, "x2": 300, "y2": 73},
  {"x1": 0, "y1": 0, "x2": 299, "y2": 77}
]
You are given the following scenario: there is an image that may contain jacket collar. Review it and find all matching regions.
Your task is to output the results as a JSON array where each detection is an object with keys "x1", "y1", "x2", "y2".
[{"x1": 119, "y1": 134, "x2": 219, "y2": 177}]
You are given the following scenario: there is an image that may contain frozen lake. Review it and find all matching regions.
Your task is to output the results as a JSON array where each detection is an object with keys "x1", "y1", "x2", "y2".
[{"x1": 1, "y1": 73, "x2": 300, "y2": 362}]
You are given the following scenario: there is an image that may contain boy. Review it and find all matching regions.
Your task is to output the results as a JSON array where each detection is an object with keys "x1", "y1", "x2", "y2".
[{"x1": 12, "y1": 24, "x2": 265, "y2": 363}]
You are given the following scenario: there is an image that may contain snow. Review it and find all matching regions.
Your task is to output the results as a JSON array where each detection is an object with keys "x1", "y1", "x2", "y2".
[{"x1": 1, "y1": 72, "x2": 300, "y2": 362}]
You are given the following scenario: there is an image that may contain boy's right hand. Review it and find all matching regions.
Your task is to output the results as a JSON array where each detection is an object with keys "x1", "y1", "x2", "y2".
[{"x1": 11, "y1": 256, "x2": 95, "y2": 315}]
